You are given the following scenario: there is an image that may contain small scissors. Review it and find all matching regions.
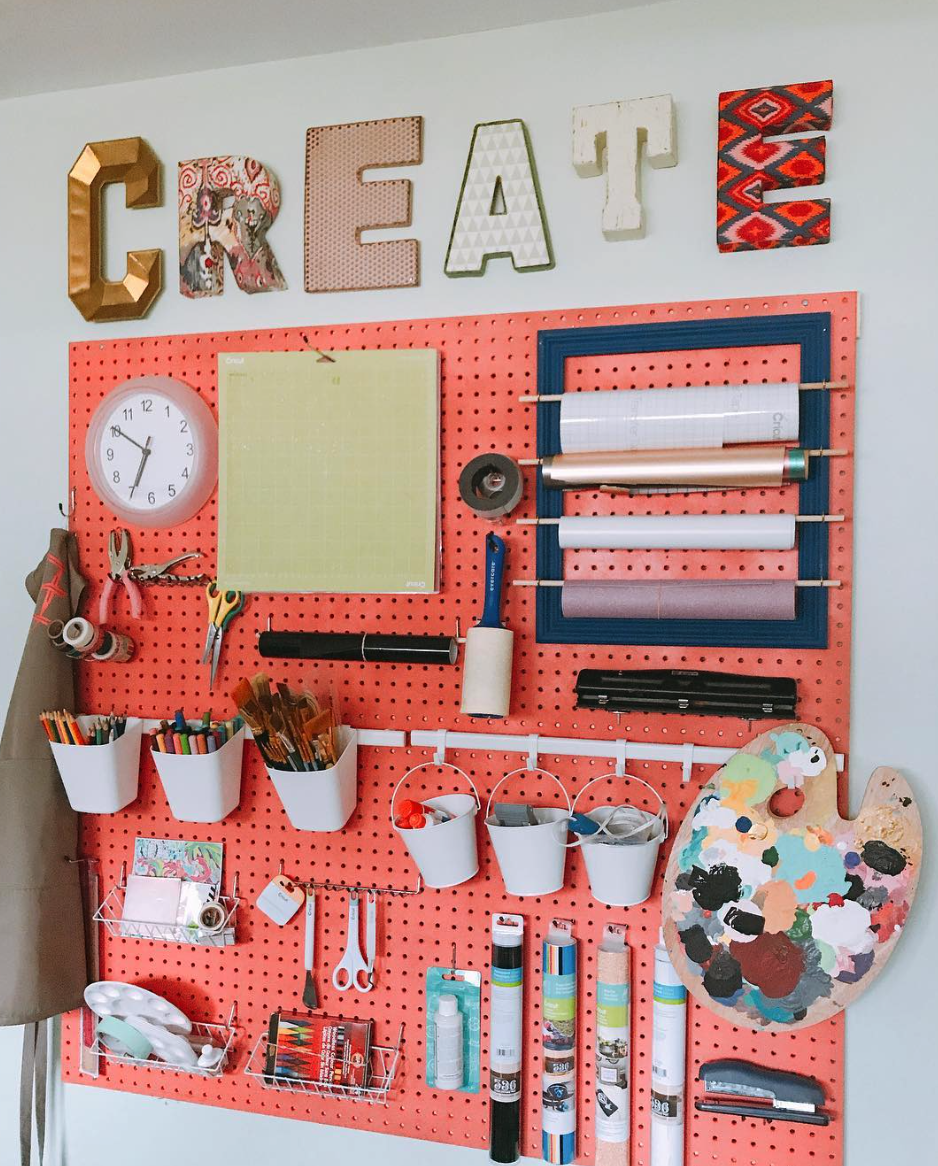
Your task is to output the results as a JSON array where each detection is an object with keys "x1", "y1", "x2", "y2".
[
  {"x1": 331, "y1": 891, "x2": 376, "y2": 993},
  {"x1": 201, "y1": 581, "x2": 245, "y2": 689},
  {"x1": 99, "y1": 529, "x2": 143, "y2": 624}
]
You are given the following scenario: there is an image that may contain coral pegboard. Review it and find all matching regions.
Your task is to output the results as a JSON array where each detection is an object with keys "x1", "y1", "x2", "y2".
[{"x1": 62, "y1": 291, "x2": 856, "y2": 1166}]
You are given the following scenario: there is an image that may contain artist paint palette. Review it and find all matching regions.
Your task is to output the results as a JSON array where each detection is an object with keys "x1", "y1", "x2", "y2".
[{"x1": 662, "y1": 723, "x2": 921, "y2": 1032}]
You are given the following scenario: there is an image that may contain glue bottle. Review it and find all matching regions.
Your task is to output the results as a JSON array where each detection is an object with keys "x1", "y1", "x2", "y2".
[{"x1": 434, "y1": 993, "x2": 464, "y2": 1090}]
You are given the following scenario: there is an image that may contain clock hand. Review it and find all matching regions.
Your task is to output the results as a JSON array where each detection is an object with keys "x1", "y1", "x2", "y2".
[
  {"x1": 129, "y1": 437, "x2": 152, "y2": 497},
  {"x1": 116, "y1": 428, "x2": 148, "y2": 454}
]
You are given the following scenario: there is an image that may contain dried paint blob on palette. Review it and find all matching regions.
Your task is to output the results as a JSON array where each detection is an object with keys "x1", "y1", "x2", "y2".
[{"x1": 662, "y1": 723, "x2": 922, "y2": 1032}]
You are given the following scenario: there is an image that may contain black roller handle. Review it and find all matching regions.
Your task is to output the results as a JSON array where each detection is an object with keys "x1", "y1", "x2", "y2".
[{"x1": 258, "y1": 631, "x2": 458, "y2": 665}]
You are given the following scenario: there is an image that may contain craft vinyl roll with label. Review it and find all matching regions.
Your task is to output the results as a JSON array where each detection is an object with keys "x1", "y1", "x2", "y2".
[{"x1": 54, "y1": 294, "x2": 878, "y2": 1166}]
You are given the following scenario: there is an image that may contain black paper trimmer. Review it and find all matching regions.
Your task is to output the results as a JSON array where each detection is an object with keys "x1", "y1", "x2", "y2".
[{"x1": 574, "y1": 668, "x2": 797, "y2": 719}]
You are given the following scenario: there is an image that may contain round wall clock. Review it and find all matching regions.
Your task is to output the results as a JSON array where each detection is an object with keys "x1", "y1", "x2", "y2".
[{"x1": 85, "y1": 375, "x2": 218, "y2": 527}]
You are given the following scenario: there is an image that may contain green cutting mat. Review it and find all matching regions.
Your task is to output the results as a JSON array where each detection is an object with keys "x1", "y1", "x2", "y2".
[{"x1": 218, "y1": 349, "x2": 439, "y2": 593}]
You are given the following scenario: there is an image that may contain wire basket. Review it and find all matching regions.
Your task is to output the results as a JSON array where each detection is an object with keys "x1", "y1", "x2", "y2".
[
  {"x1": 93, "y1": 867, "x2": 239, "y2": 947},
  {"x1": 88, "y1": 1012, "x2": 237, "y2": 1079},
  {"x1": 244, "y1": 1024, "x2": 403, "y2": 1105}
]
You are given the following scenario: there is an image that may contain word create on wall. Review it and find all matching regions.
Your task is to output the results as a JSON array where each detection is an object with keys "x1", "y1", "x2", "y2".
[{"x1": 66, "y1": 79, "x2": 832, "y2": 322}]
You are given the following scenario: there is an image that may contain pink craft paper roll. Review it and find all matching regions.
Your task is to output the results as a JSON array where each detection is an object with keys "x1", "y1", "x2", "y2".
[{"x1": 560, "y1": 580, "x2": 797, "y2": 621}]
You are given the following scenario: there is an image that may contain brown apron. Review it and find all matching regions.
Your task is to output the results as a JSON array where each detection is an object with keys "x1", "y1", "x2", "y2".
[{"x1": 0, "y1": 529, "x2": 89, "y2": 1025}]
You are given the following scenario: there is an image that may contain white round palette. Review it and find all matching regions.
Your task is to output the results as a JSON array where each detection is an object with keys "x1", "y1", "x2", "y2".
[
  {"x1": 84, "y1": 981, "x2": 192, "y2": 1035},
  {"x1": 129, "y1": 1016, "x2": 198, "y2": 1067}
]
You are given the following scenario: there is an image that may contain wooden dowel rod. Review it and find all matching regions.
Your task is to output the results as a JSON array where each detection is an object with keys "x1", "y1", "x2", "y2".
[
  {"x1": 512, "y1": 578, "x2": 840, "y2": 588},
  {"x1": 518, "y1": 380, "x2": 851, "y2": 403},
  {"x1": 519, "y1": 449, "x2": 848, "y2": 466},
  {"x1": 516, "y1": 514, "x2": 845, "y2": 526}
]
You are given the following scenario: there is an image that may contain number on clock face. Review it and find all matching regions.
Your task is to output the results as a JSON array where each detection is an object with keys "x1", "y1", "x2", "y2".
[{"x1": 99, "y1": 392, "x2": 196, "y2": 511}]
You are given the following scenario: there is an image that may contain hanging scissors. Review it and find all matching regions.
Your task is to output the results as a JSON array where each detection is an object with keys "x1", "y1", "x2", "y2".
[
  {"x1": 201, "y1": 581, "x2": 245, "y2": 689},
  {"x1": 331, "y1": 891, "x2": 376, "y2": 993}
]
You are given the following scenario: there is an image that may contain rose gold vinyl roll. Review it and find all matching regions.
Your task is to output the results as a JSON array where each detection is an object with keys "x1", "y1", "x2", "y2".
[{"x1": 541, "y1": 444, "x2": 797, "y2": 490}]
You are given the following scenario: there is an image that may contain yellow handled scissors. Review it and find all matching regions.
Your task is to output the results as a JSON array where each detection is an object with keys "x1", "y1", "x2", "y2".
[{"x1": 201, "y1": 582, "x2": 245, "y2": 689}]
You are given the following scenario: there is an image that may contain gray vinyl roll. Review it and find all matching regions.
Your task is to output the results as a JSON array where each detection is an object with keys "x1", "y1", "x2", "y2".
[
  {"x1": 460, "y1": 626, "x2": 514, "y2": 717},
  {"x1": 459, "y1": 453, "x2": 524, "y2": 519},
  {"x1": 557, "y1": 513, "x2": 797, "y2": 550}
]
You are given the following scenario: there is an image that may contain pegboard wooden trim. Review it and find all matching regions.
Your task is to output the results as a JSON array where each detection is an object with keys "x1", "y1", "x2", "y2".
[{"x1": 535, "y1": 312, "x2": 834, "y2": 646}]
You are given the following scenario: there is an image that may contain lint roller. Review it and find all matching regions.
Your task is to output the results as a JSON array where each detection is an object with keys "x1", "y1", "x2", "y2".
[{"x1": 460, "y1": 533, "x2": 513, "y2": 718}]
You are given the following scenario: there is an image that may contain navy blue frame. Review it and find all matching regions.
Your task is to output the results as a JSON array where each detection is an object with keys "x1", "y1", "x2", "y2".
[{"x1": 535, "y1": 313, "x2": 831, "y2": 648}]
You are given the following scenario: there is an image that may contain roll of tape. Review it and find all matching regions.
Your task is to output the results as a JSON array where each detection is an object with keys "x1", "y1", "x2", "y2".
[
  {"x1": 198, "y1": 901, "x2": 227, "y2": 934},
  {"x1": 458, "y1": 453, "x2": 524, "y2": 519},
  {"x1": 96, "y1": 1015, "x2": 153, "y2": 1061}
]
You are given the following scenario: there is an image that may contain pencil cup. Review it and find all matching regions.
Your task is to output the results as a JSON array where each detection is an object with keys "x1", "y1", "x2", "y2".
[
  {"x1": 49, "y1": 717, "x2": 143, "y2": 814},
  {"x1": 267, "y1": 726, "x2": 358, "y2": 832},
  {"x1": 485, "y1": 769, "x2": 572, "y2": 897},
  {"x1": 391, "y1": 763, "x2": 481, "y2": 888},
  {"x1": 153, "y1": 728, "x2": 246, "y2": 824}
]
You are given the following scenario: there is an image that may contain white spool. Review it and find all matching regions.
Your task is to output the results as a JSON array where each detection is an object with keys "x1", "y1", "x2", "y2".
[
  {"x1": 557, "y1": 512, "x2": 796, "y2": 551},
  {"x1": 559, "y1": 383, "x2": 799, "y2": 454},
  {"x1": 460, "y1": 626, "x2": 514, "y2": 718}
]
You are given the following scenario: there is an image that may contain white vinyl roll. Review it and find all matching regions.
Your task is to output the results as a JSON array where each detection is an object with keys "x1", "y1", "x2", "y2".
[
  {"x1": 557, "y1": 513, "x2": 797, "y2": 551},
  {"x1": 559, "y1": 383, "x2": 799, "y2": 453}
]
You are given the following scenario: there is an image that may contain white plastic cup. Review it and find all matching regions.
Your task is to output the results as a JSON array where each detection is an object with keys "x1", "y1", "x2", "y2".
[
  {"x1": 268, "y1": 726, "x2": 358, "y2": 832},
  {"x1": 485, "y1": 768, "x2": 571, "y2": 897},
  {"x1": 392, "y1": 763, "x2": 480, "y2": 888},
  {"x1": 49, "y1": 716, "x2": 142, "y2": 813},
  {"x1": 153, "y1": 727, "x2": 245, "y2": 824},
  {"x1": 572, "y1": 773, "x2": 667, "y2": 907}
]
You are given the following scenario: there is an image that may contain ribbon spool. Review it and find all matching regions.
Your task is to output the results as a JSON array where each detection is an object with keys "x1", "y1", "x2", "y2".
[{"x1": 458, "y1": 453, "x2": 524, "y2": 520}]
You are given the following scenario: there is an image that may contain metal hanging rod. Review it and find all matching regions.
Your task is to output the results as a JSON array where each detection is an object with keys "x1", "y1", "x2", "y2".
[
  {"x1": 518, "y1": 449, "x2": 849, "y2": 466},
  {"x1": 275, "y1": 861, "x2": 422, "y2": 898},
  {"x1": 410, "y1": 728, "x2": 844, "y2": 784},
  {"x1": 519, "y1": 379, "x2": 852, "y2": 403}
]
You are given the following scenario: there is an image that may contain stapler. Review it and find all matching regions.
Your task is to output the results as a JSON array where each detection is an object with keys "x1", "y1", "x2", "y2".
[{"x1": 696, "y1": 1059, "x2": 830, "y2": 1126}]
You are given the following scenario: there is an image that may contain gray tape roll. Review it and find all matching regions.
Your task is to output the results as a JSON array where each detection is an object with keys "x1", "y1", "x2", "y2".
[{"x1": 458, "y1": 453, "x2": 524, "y2": 520}]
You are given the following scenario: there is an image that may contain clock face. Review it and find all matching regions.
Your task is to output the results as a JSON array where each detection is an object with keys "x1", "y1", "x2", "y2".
[{"x1": 86, "y1": 376, "x2": 218, "y2": 527}]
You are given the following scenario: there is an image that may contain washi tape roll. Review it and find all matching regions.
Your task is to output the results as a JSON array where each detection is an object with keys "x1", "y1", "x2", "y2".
[
  {"x1": 198, "y1": 901, "x2": 227, "y2": 934},
  {"x1": 459, "y1": 453, "x2": 524, "y2": 519},
  {"x1": 96, "y1": 1015, "x2": 153, "y2": 1061}
]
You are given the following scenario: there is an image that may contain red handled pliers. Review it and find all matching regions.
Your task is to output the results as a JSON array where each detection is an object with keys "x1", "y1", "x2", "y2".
[{"x1": 99, "y1": 529, "x2": 143, "y2": 624}]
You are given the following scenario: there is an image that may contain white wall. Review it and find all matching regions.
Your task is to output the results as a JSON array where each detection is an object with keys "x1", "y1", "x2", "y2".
[{"x1": 1, "y1": 1, "x2": 934, "y2": 1162}]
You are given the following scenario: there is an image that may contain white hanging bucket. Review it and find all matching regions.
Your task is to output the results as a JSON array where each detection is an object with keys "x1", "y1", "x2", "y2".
[
  {"x1": 268, "y1": 727, "x2": 358, "y2": 831},
  {"x1": 49, "y1": 717, "x2": 143, "y2": 813},
  {"x1": 571, "y1": 773, "x2": 667, "y2": 907},
  {"x1": 153, "y1": 728, "x2": 246, "y2": 824},
  {"x1": 485, "y1": 767, "x2": 572, "y2": 897},
  {"x1": 392, "y1": 761, "x2": 480, "y2": 889}
]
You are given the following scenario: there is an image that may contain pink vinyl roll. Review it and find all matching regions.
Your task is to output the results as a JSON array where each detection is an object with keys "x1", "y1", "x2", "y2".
[{"x1": 560, "y1": 580, "x2": 797, "y2": 621}]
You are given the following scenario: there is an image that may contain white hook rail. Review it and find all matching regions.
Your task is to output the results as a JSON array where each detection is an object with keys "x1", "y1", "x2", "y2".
[{"x1": 409, "y1": 728, "x2": 845, "y2": 783}]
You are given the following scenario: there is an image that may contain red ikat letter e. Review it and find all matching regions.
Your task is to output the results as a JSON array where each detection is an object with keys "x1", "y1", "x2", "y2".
[{"x1": 717, "y1": 80, "x2": 833, "y2": 252}]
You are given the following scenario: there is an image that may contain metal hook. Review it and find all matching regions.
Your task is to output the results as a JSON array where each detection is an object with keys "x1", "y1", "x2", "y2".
[
  {"x1": 614, "y1": 739, "x2": 627, "y2": 778},
  {"x1": 256, "y1": 613, "x2": 274, "y2": 640},
  {"x1": 58, "y1": 488, "x2": 76, "y2": 528},
  {"x1": 434, "y1": 730, "x2": 448, "y2": 766},
  {"x1": 681, "y1": 743, "x2": 695, "y2": 784},
  {"x1": 300, "y1": 333, "x2": 336, "y2": 363},
  {"x1": 526, "y1": 734, "x2": 539, "y2": 771}
]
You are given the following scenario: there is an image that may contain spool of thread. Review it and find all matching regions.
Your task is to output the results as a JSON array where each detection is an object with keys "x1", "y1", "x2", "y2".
[
  {"x1": 258, "y1": 631, "x2": 458, "y2": 665},
  {"x1": 62, "y1": 617, "x2": 105, "y2": 655},
  {"x1": 541, "y1": 445, "x2": 809, "y2": 491},
  {"x1": 560, "y1": 580, "x2": 797, "y2": 621},
  {"x1": 460, "y1": 626, "x2": 514, "y2": 717},
  {"x1": 458, "y1": 453, "x2": 524, "y2": 519},
  {"x1": 558, "y1": 383, "x2": 800, "y2": 454},
  {"x1": 91, "y1": 630, "x2": 135, "y2": 663},
  {"x1": 198, "y1": 901, "x2": 227, "y2": 934},
  {"x1": 556, "y1": 513, "x2": 797, "y2": 551}
]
